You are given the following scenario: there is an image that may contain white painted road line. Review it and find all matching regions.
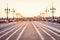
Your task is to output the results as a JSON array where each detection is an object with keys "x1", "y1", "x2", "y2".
[
  {"x1": 16, "y1": 22, "x2": 29, "y2": 40},
  {"x1": 0, "y1": 23, "x2": 19, "y2": 34},
  {"x1": 0, "y1": 23, "x2": 24, "y2": 38},
  {"x1": 39, "y1": 24, "x2": 60, "y2": 38},
  {"x1": 32, "y1": 23, "x2": 45, "y2": 40},
  {"x1": 35, "y1": 22, "x2": 60, "y2": 38},
  {"x1": 39, "y1": 23, "x2": 60, "y2": 33},
  {"x1": 5, "y1": 23, "x2": 25, "y2": 40},
  {"x1": 38, "y1": 26, "x2": 56, "y2": 40}
]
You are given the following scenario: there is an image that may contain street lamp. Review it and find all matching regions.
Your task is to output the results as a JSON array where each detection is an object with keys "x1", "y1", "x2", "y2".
[
  {"x1": 45, "y1": 8, "x2": 49, "y2": 17},
  {"x1": 11, "y1": 8, "x2": 15, "y2": 20},
  {"x1": 4, "y1": 4, "x2": 10, "y2": 22},
  {"x1": 50, "y1": 3, "x2": 56, "y2": 21},
  {"x1": 45, "y1": 8, "x2": 49, "y2": 21}
]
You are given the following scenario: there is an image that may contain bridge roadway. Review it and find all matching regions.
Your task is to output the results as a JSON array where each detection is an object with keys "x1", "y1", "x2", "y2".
[{"x1": 0, "y1": 21, "x2": 60, "y2": 40}]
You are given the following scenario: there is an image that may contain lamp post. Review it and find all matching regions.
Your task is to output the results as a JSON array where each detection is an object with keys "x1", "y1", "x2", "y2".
[
  {"x1": 45, "y1": 8, "x2": 49, "y2": 17},
  {"x1": 50, "y1": 3, "x2": 56, "y2": 21},
  {"x1": 4, "y1": 4, "x2": 10, "y2": 22},
  {"x1": 11, "y1": 8, "x2": 15, "y2": 20},
  {"x1": 45, "y1": 8, "x2": 49, "y2": 21}
]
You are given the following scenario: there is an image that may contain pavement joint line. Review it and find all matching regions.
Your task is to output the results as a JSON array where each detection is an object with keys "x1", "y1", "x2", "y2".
[
  {"x1": 36, "y1": 22, "x2": 60, "y2": 37},
  {"x1": 38, "y1": 23, "x2": 60, "y2": 38},
  {"x1": 46, "y1": 22, "x2": 60, "y2": 26},
  {"x1": 5, "y1": 22, "x2": 26, "y2": 40},
  {"x1": 34, "y1": 21, "x2": 60, "y2": 37},
  {"x1": 0, "y1": 22, "x2": 18, "y2": 28},
  {"x1": 0, "y1": 23, "x2": 20, "y2": 34},
  {"x1": 0, "y1": 22, "x2": 25, "y2": 38},
  {"x1": 53, "y1": 23, "x2": 60, "y2": 25},
  {"x1": 45, "y1": 22, "x2": 60, "y2": 26},
  {"x1": 32, "y1": 22, "x2": 45, "y2": 40},
  {"x1": 16, "y1": 22, "x2": 29, "y2": 40},
  {"x1": 35, "y1": 23, "x2": 56, "y2": 40},
  {"x1": 39, "y1": 22, "x2": 60, "y2": 33},
  {"x1": 0, "y1": 22, "x2": 16, "y2": 27}
]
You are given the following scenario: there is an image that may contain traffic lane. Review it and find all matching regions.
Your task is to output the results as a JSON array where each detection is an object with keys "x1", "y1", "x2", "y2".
[
  {"x1": 32, "y1": 22, "x2": 53, "y2": 40},
  {"x1": 41, "y1": 27, "x2": 60, "y2": 40},
  {"x1": 19, "y1": 22, "x2": 41, "y2": 40},
  {"x1": 0, "y1": 23, "x2": 18, "y2": 32},
  {"x1": 0, "y1": 22, "x2": 24, "y2": 36},
  {"x1": 36, "y1": 21, "x2": 60, "y2": 34},
  {"x1": 8, "y1": 22, "x2": 28, "y2": 40},
  {"x1": 0, "y1": 22, "x2": 23, "y2": 34},
  {"x1": 45, "y1": 22, "x2": 60, "y2": 29},
  {"x1": 0, "y1": 22, "x2": 26, "y2": 36},
  {"x1": 0, "y1": 22, "x2": 20, "y2": 32},
  {"x1": 37, "y1": 22, "x2": 60, "y2": 35},
  {"x1": 38, "y1": 21, "x2": 60, "y2": 33},
  {"x1": 40, "y1": 21, "x2": 60, "y2": 29},
  {"x1": 8, "y1": 24, "x2": 25, "y2": 40},
  {"x1": 34, "y1": 22, "x2": 60, "y2": 40},
  {"x1": 40, "y1": 21, "x2": 60, "y2": 26},
  {"x1": 0, "y1": 21, "x2": 25, "y2": 33},
  {"x1": 0, "y1": 22, "x2": 26, "y2": 40},
  {"x1": 0, "y1": 22, "x2": 18, "y2": 29}
]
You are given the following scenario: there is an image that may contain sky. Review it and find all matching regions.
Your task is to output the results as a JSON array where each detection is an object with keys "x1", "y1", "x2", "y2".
[{"x1": 0, "y1": 0, "x2": 60, "y2": 18}]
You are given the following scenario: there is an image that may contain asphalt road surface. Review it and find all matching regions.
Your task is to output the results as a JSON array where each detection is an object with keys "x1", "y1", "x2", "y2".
[{"x1": 0, "y1": 21, "x2": 60, "y2": 40}]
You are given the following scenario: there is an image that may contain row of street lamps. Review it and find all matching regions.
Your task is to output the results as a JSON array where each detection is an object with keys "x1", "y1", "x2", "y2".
[
  {"x1": 41, "y1": 3, "x2": 56, "y2": 21},
  {"x1": 4, "y1": 4, "x2": 15, "y2": 21}
]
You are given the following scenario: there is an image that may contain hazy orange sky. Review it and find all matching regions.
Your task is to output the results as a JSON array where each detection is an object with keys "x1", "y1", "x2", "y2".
[{"x1": 0, "y1": 0, "x2": 60, "y2": 18}]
